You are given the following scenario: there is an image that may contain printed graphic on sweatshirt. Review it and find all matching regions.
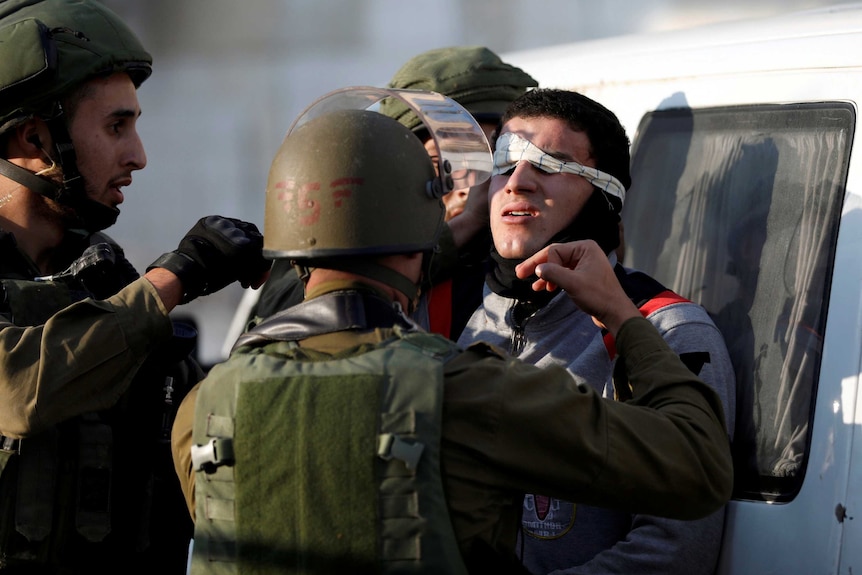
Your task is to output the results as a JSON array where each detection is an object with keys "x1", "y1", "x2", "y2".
[{"x1": 522, "y1": 494, "x2": 576, "y2": 539}]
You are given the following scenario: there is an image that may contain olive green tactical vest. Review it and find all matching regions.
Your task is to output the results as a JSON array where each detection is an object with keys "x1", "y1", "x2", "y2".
[
  {"x1": 0, "y1": 279, "x2": 115, "y2": 568},
  {"x1": 191, "y1": 326, "x2": 468, "y2": 575},
  {"x1": 0, "y1": 274, "x2": 196, "y2": 572}
]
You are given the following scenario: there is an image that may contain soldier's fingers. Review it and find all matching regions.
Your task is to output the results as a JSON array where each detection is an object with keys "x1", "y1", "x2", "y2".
[
  {"x1": 516, "y1": 246, "x2": 550, "y2": 279},
  {"x1": 533, "y1": 262, "x2": 564, "y2": 293}
]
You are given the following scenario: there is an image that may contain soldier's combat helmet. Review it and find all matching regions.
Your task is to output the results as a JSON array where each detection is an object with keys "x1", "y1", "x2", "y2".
[{"x1": 263, "y1": 87, "x2": 493, "y2": 300}]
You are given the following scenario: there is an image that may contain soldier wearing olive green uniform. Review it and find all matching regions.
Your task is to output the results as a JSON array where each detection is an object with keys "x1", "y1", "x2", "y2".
[
  {"x1": 171, "y1": 92, "x2": 732, "y2": 574},
  {"x1": 0, "y1": 1, "x2": 270, "y2": 572}
]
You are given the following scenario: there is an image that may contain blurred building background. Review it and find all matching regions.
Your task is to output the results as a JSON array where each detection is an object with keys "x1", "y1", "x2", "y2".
[{"x1": 97, "y1": 0, "x2": 852, "y2": 364}]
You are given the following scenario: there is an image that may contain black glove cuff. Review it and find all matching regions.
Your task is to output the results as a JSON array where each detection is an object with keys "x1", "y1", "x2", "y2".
[{"x1": 148, "y1": 251, "x2": 205, "y2": 304}]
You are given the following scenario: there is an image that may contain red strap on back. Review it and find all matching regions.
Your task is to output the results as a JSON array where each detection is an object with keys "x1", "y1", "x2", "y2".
[
  {"x1": 603, "y1": 290, "x2": 691, "y2": 359},
  {"x1": 428, "y1": 279, "x2": 453, "y2": 339}
]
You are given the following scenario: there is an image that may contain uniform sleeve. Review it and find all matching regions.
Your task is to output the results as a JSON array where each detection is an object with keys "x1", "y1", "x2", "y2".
[
  {"x1": 0, "y1": 277, "x2": 174, "y2": 437},
  {"x1": 442, "y1": 316, "x2": 732, "y2": 522}
]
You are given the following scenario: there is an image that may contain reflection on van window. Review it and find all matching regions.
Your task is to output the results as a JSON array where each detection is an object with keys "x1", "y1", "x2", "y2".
[{"x1": 623, "y1": 103, "x2": 853, "y2": 501}]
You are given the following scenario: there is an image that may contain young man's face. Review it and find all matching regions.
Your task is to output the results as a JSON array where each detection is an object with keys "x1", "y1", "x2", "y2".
[
  {"x1": 489, "y1": 115, "x2": 595, "y2": 259},
  {"x1": 67, "y1": 72, "x2": 147, "y2": 211}
]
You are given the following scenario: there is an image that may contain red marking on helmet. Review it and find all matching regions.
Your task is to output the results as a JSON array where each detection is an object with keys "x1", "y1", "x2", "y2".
[
  {"x1": 298, "y1": 182, "x2": 321, "y2": 225},
  {"x1": 275, "y1": 180, "x2": 296, "y2": 214},
  {"x1": 332, "y1": 190, "x2": 351, "y2": 207},
  {"x1": 330, "y1": 178, "x2": 362, "y2": 207},
  {"x1": 332, "y1": 177, "x2": 364, "y2": 186}
]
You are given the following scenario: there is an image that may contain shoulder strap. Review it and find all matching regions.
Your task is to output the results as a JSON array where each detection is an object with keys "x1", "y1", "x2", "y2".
[
  {"x1": 0, "y1": 279, "x2": 76, "y2": 325},
  {"x1": 603, "y1": 265, "x2": 691, "y2": 359}
]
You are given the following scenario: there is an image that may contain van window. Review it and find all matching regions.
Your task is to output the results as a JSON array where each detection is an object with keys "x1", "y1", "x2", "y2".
[{"x1": 622, "y1": 103, "x2": 853, "y2": 501}]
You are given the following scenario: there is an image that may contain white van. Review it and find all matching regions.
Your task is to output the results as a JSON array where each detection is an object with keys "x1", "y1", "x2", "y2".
[{"x1": 504, "y1": 4, "x2": 862, "y2": 573}]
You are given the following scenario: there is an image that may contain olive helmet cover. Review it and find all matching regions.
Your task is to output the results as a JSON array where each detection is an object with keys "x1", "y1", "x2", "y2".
[
  {"x1": 380, "y1": 46, "x2": 537, "y2": 133},
  {"x1": 0, "y1": 0, "x2": 152, "y2": 132}
]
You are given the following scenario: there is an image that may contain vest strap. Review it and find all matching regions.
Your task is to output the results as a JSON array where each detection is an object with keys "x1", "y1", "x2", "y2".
[
  {"x1": 191, "y1": 437, "x2": 235, "y2": 473},
  {"x1": 15, "y1": 431, "x2": 58, "y2": 542},
  {"x1": 0, "y1": 435, "x2": 20, "y2": 453},
  {"x1": 75, "y1": 417, "x2": 112, "y2": 542},
  {"x1": 377, "y1": 433, "x2": 425, "y2": 471}
]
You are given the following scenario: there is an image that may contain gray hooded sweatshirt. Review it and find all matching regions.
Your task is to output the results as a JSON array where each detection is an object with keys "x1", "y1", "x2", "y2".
[{"x1": 458, "y1": 266, "x2": 735, "y2": 575}]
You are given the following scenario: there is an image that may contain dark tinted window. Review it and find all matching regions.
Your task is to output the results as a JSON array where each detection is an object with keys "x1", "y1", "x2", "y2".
[{"x1": 623, "y1": 103, "x2": 853, "y2": 501}]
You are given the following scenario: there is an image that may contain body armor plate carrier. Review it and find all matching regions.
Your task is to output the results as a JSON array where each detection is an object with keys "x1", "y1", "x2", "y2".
[{"x1": 190, "y1": 290, "x2": 468, "y2": 575}]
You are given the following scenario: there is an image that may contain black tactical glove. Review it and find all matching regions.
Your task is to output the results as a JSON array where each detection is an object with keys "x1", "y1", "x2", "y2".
[{"x1": 148, "y1": 216, "x2": 270, "y2": 303}]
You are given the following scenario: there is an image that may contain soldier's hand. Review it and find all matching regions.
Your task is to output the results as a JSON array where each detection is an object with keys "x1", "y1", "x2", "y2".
[
  {"x1": 148, "y1": 216, "x2": 271, "y2": 303},
  {"x1": 515, "y1": 240, "x2": 639, "y2": 334}
]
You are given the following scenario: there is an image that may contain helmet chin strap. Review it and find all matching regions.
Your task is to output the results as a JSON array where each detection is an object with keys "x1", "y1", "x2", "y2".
[
  {"x1": 0, "y1": 110, "x2": 119, "y2": 232},
  {"x1": 0, "y1": 156, "x2": 63, "y2": 200}
]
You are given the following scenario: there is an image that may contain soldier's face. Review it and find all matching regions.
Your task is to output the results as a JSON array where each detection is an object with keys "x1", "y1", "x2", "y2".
[
  {"x1": 489, "y1": 116, "x2": 595, "y2": 259},
  {"x1": 67, "y1": 72, "x2": 147, "y2": 211},
  {"x1": 423, "y1": 120, "x2": 497, "y2": 222}
]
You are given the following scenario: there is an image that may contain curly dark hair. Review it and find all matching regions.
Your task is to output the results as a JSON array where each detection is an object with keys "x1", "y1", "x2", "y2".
[
  {"x1": 499, "y1": 89, "x2": 630, "y2": 254},
  {"x1": 501, "y1": 88, "x2": 632, "y2": 193}
]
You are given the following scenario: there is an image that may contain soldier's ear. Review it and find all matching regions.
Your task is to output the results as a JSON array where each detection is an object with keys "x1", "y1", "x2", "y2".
[{"x1": 13, "y1": 119, "x2": 51, "y2": 158}]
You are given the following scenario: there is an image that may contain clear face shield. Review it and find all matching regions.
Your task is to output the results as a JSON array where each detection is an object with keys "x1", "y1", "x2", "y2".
[{"x1": 286, "y1": 86, "x2": 493, "y2": 199}]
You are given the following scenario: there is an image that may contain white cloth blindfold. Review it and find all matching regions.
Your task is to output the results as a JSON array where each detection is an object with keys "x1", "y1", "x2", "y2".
[{"x1": 492, "y1": 131, "x2": 626, "y2": 206}]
